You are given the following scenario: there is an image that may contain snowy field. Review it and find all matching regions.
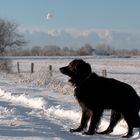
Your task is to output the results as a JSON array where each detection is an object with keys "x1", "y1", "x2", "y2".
[{"x1": 0, "y1": 56, "x2": 140, "y2": 140}]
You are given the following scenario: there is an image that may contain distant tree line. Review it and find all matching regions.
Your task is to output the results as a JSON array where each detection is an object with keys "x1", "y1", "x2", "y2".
[
  {"x1": 5, "y1": 43, "x2": 94, "y2": 56},
  {"x1": 5, "y1": 43, "x2": 140, "y2": 57}
]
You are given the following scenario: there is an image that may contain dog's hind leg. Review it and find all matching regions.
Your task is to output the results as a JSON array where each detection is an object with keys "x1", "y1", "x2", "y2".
[
  {"x1": 122, "y1": 110, "x2": 140, "y2": 138},
  {"x1": 121, "y1": 111, "x2": 134, "y2": 138},
  {"x1": 98, "y1": 110, "x2": 122, "y2": 134}
]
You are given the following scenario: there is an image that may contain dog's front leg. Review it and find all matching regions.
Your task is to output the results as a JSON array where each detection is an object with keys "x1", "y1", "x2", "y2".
[
  {"x1": 70, "y1": 109, "x2": 91, "y2": 132},
  {"x1": 83, "y1": 109, "x2": 103, "y2": 135}
]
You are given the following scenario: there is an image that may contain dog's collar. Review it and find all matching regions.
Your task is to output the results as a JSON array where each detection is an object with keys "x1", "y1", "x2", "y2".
[{"x1": 74, "y1": 73, "x2": 92, "y2": 87}]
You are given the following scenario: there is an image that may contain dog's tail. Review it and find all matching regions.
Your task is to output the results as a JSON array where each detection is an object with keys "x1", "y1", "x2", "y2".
[
  {"x1": 139, "y1": 97, "x2": 140, "y2": 110},
  {"x1": 137, "y1": 95, "x2": 140, "y2": 111}
]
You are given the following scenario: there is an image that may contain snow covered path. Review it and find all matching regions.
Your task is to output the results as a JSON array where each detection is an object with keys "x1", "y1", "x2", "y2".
[
  {"x1": 0, "y1": 80, "x2": 83, "y2": 140},
  {"x1": 0, "y1": 79, "x2": 139, "y2": 140}
]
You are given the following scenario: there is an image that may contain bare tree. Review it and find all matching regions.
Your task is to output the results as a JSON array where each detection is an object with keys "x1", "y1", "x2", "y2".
[
  {"x1": 77, "y1": 43, "x2": 93, "y2": 55},
  {"x1": 43, "y1": 45, "x2": 61, "y2": 56},
  {"x1": 0, "y1": 18, "x2": 27, "y2": 54},
  {"x1": 31, "y1": 46, "x2": 42, "y2": 56}
]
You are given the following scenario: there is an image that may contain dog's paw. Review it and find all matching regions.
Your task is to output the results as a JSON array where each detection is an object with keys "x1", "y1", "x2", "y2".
[
  {"x1": 82, "y1": 131, "x2": 95, "y2": 135},
  {"x1": 70, "y1": 128, "x2": 83, "y2": 132},
  {"x1": 70, "y1": 129, "x2": 76, "y2": 132},
  {"x1": 97, "y1": 129, "x2": 113, "y2": 135}
]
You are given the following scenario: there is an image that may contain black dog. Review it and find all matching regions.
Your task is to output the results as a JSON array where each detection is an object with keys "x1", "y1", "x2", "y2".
[{"x1": 60, "y1": 59, "x2": 140, "y2": 138}]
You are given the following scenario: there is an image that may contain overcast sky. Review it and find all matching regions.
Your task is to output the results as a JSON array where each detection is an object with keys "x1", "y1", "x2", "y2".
[
  {"x1": 0, "y1": 0, "x2": 140, "y2": 49},
  {"x1": 0, "y1": 0, "x2": 139, "y2": 30}
]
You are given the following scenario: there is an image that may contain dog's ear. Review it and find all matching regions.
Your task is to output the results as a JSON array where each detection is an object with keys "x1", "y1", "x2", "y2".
[{"x1": 76, "y1": 61, "x2": 92, "y2": 76}]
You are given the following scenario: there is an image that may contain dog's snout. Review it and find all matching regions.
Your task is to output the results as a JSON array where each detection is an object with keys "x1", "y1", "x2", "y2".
[
  {"x1": 59, "y1": 67, "x2": 62, "y2": 71},
  {"x1": 60, "y1": 66, "x2": 73, "y2": 76},
  {"x1": 59, "y1": 67, "x2": 64, "y2": 72},
  {"x1": 59, "y1": 66, "x2": 67, "y2": 74}
]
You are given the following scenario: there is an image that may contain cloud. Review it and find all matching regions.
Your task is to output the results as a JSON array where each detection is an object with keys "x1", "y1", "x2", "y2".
[
  {"x1": 17, "y1": 25, "x2": 140, "y2": 49},
  {"x1": 96, "y1": 30, "x2": 113, "y2": 43},
  {"x1": 47, "y1": 29, "x2": 62, "y2": 36},
  {"x1": 18, "y1": 26, "x2": 46, "y2": 34}
]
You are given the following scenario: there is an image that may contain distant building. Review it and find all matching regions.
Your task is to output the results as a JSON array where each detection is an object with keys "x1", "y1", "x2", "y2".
[{"x1": 94, "y1": 50, "x2": 113, "y2": 56}]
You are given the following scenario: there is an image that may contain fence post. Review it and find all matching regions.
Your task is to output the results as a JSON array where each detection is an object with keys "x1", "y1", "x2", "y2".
[
  {"x1": 31, "y1": 63, "x2": 34, "y2": 73},
  {"x1": 49, "y1": 65, "x2": 52, "y2": 77},
  {"x1": 17, "y1": 62, "x2": 20, "y2": 73},
  {"x1": 102, "y1": 69, "x2": 107, "y2": 77}
]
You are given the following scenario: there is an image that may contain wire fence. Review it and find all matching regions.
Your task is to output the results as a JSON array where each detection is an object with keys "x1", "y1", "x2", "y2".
[{"x1": 0, "y1": 59, "x2": 140, "y2": 94}]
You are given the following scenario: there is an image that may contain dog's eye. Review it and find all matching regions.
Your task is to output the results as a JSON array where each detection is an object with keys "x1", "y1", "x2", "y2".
[
  {"x1": 68, "y1": 64, "x2": 73, "y2": 70},
  {"x1": 68, "y1": 64, "x2": 77, "y2": 73},
  {"x1": 69, "y1": 63, "x2": 76, "y2": 71}
]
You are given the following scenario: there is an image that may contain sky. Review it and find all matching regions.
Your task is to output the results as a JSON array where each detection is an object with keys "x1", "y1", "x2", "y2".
[{"x1": 0, "y1": 0, "x2": 140, "y2": 49}]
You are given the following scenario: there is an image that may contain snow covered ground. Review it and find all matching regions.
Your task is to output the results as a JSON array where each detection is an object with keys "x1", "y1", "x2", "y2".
[{"x1": 0, "y1": 56, "x2": 140, "y2": 140}]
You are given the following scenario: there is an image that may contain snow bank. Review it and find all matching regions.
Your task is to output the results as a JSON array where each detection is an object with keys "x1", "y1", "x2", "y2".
[
  {"x1": 0, "y1": 106, "x2": 16, "y2": 118},
  {"x1": 46, "y1": 105, "x2": 81, "y2": 122},
  {"x1": 0, "y1": 88, "x2": 80, "y2": 123},
  {"x1": 0, "y1": 88, "x2": 47, "y2": 109}
]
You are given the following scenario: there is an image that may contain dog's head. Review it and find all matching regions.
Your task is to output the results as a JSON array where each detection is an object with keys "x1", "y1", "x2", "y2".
[{"x1": 60, "y1": 59, "x2": 92, "y2": 85}]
